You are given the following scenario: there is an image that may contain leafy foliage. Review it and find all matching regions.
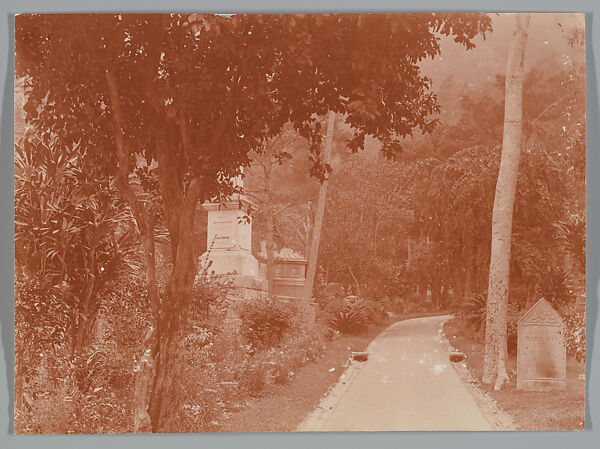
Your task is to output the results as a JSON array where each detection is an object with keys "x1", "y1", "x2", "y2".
[
  {"x1": 319, "y1": 52, "x2": 585, "y2": 319},
  {"x1": 455, "y1": 293, "x2": 487, "y2": 333},
  {"x1": 554, "y1": 215, "x2": 586, "y2": 273},
  {"x1": 191, "y1": 257, "x2": 234, "y2": 320},
  {"x1": 15, "y1": 133, "x2": 140, "y2": 353},
  {"x1": 536, "y1": 267, "x2": 577, "y2": 310},
  {"x1": 237, "y1": 297, "x2": 296, "y2": 348},
  {"x1": 15, "y1": 272, "x2": 71, "y2": 357},
  {"x1": 13, "y1": 12, "x2": 586, "y2": 431},
  {"x1": 15, "y1": 278, "x2": 151, "y2": 434},
  {"x1": 327, "y1": 298, "x2": 388, "y2": 334},
  {"x1": 16, "y1": 13, "x2": 491, "y2": 191}
]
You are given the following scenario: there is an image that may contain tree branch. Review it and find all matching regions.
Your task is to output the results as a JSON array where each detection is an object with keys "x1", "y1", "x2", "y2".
[{"x1": 105, "y1": 70, "x2": 153, "y2": 235}]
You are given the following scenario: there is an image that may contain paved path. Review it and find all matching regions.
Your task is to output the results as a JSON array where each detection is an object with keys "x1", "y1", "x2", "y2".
[{"x1": 299, "y1": 315, "x2": 494, "y2": 431}]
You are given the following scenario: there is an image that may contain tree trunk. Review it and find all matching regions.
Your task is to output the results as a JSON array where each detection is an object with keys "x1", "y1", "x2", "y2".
[
  {"x1": 106, "y1": 59, "x2": 234, "y2": 431},
  {"x1": 305, "y1": 201, "x2": 312, "y2": 259},
  {"x1": 431, "y1": 276, "x2": 442, "y2": 311},
  {"x1": 482, "y1": 14, "x2": 530, "y2": 390},
  {"x1": 149, "y1": 178, "x2": 201, "y2": 432},
  {"x1": 348, "y1": 265, "x2": 362, "y2": 297},
  {"x1": 303, "y1": 111, "x2": 335, "y2": 299},
  {"x1": 131, "y1": 226, "x2": 161, "y2": 433},
  {"x1": 105, "y1": 70, "x2": 162, "y2": 432},
  {"x1": 442, "y1": 283, "x2": 449, "y2": 310},
  {"x1": 463, "y1": 249, "x2": 472, "y2": 299},
  {"x1": 264, "y1": 164, "x2": 276, "y2": 295},
  {"x1": 132, "y1": 326, "x2": 155, "y2": 433},
  {"x1": 71, "y1": 276, "x2": 95, "y2": 356}
]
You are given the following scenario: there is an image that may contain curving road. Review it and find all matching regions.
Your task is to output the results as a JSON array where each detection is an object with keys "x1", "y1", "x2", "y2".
[{"x1": 299, "y1": 315, "x2": 494, "y2": 431}]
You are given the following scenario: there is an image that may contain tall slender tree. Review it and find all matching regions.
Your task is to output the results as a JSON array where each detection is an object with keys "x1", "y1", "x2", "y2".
[
  {"x1": 304, "y1": 111, "x2": 335, "y2": 299},
  {"x1": 482, "y1": 13, "x2": 531, "y2": 390}
]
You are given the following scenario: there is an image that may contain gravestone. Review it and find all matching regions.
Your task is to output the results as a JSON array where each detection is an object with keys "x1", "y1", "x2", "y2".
[
  {"x1": 517, "y1": 299, "x2": 566, "y2": 391},
  {"x1": 257, "y1": 245, "x2": 307, "y2": 298}
]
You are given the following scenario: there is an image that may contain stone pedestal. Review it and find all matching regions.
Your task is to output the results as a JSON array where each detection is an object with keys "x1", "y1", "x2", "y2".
[
  {"x1": 201, "y1": 249, "x2": 259, "y2": 278},
  {"x1": 230, "y1": 274, "x2": 268, "y2": 299},
  {"x1": 199, "y1": 195, "x2": 259, "y2": 277}
]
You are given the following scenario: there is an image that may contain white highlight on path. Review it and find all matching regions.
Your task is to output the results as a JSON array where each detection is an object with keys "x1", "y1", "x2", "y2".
[{"x1": 433, "y1": 363, "x2": 448, "y2": 375}]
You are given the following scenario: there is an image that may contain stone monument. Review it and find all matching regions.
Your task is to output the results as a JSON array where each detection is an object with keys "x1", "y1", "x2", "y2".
[
  {"x1": 257, "y1": 245, "x2": 307, "y2": 298},
  {"x1": 198, "y1": 174, "x2": 266, "y2": 300},
  {"x1": 200, "y1": 195, "x2": 258, "y2": 277},
  {"x1": 517, "y1": 298, "x2": 567, "y2": 391},
  {"x1": 199, "y1": 173, "x2": 259, "y2": 277}
]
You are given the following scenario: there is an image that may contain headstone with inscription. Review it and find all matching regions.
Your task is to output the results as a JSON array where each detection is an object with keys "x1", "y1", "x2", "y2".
[{"x1": 517, "y1": 298, "x2": 567, "y2": 391}]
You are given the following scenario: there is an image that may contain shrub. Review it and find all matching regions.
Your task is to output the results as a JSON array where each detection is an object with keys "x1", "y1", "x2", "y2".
[
  {"x1": 387, "y1": 296, "x2": 406, "y2": 314},
  {"x1": 327, "y1": 298, "x2": 386, "y2": 333},
  {"x1": 15, "y1": 276, "x2": 152, "y2": 434},
  {"x1": 180, "y1": 394, "x2": 219, "y2": 432},
  {"x1": 192, "y1": 260, "x2": 233, "y2": 320},
  {"x1": 14, "y1": 272, "x2": 72, "y2": 379},
  {"x1": 455, "y1": 293, "x2": 487, "y2": 336},
  {"x1": 15, "y1": 357, "x2": 77, "y2": 434},
  {"x1": 237, "y1": 297, "x2": 296, "y2": 348},
  {"x1": 175, "y1": 376, "x2": 221, "y2": 432},
  {"x1": 363, "y1": 297, "x2": 390, "y2": 322},
  {"x1": 536, "y1": 267, "x2": 576, "y2": 311},
  {"x1": 167, "y1": 305, "x2": 233, "y2": 432},
  {"x1": 237, "y1": 323, "x2": 327, "y2": 392},
  {"x1": 240, "y1": 356, "x2": 270, "y2": 396},
  {"x1": 322, "y1": 297, "x2": 350, "y2": 314},
  {"x1": 317, "y1": 283, "x2": 347, "y2": 302},
  {"x1": 328, "y1": 307, "x2": 367, "y2": 333}
]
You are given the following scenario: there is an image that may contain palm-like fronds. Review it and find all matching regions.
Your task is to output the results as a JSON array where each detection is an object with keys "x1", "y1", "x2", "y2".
[
  {"x1": 327, "y1": 298, "x2": 388, "y2": 333},
  {"x1": 328, "y1": 308, "x2": 367, "y2": 334},
  {"x1": 457, "y1": 293, "x2": 487, "y2": 332}
]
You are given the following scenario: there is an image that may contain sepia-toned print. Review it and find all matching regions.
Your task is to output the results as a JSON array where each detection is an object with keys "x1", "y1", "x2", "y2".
[{"x1": 14, "y1": 12, "x2": 585, "y2": 433}]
